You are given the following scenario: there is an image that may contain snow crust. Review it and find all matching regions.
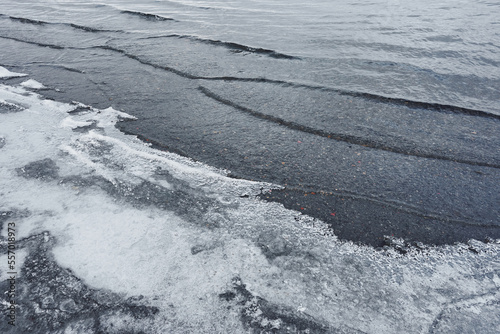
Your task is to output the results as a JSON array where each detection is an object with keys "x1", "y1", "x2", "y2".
[{"x1": 1, "y1": 78, "x2": 499, "y2": 333}]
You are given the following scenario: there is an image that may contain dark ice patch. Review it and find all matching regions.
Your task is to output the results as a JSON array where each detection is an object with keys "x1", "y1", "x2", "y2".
[
  {"x1": 260, "y1": 188, "x2": 500, "y2": 248},
  {"x1": 0, "y1": 137, "x2": 5, "y2": 149},
  {"x1": 191, "y1": 244, "x2": 210, "y2": 255},
  {"x1": 219, "y1": 291, "x2": 236, "y2": 302},
  {"x1": 16, "y1": 158, "x2": 60, "y2": 181},
  {"x1": 191, "y1": 245, "x2": 205, "y2": 255},
  {"x1": 0, "y1": 101, "x2": 24, "y2": 113},
  {"x1": 381, "y1": 236, "x2": 427, "y2": 255},
  {"x1": 71, "y1": 120, "x2": 101, "y2": 133},
  {"x1": 68, "y1": 105, "x2": 93, "y2": 115}
]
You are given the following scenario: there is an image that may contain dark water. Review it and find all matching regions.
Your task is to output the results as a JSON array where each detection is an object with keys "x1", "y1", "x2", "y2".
[{"x1": 1, "y1": 0, "x2": 499, "y2": 246}]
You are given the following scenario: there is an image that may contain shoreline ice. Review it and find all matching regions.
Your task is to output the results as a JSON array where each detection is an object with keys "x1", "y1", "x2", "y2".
[{"x1": 0, "y1": 73, "x2": 499, "y2": 333}]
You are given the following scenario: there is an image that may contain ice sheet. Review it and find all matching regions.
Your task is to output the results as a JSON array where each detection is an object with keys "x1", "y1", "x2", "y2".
[{"x1": 0, "y1": 79, "x2": 499, "y2": 333}]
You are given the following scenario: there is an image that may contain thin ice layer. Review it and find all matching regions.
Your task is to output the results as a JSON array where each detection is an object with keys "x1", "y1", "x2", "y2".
[{"x1": 0, "y1": 80, "x2": 499, "y2": 334}]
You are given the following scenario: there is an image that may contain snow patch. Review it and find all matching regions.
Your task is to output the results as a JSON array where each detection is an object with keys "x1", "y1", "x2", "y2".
[
  {"x1": 20, "y1": 79, "x2": 46, "y2": 89},
  {"x1": 0, "y1": 66, "x2": 27, "y2": 78}
]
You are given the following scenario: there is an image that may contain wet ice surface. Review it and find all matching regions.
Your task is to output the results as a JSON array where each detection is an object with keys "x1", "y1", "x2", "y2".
[{"x1": 1, "y1": 73, "x2": 500, "y2": 333}]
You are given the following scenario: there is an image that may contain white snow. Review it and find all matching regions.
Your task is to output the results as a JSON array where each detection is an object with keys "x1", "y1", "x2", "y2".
[
  {"x1": 0, "y1": 66, "x2": 27, "y2": 78},
  {"x1": 0, "y1": 80, "x2": 499, "y2": 333},
  {"x1": 60, "y1": 117, "x2": 93, "y2": 129},
  {"x1": 20, "y1": 79, "x2": 46, "y2": 89}
]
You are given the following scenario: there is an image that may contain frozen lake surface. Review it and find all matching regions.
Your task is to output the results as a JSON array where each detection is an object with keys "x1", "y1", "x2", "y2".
[{"x1": 1, "y1": 0, "x2": 500, "y2": 332}]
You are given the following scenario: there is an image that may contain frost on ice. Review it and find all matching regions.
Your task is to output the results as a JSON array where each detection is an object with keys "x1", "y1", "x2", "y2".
[{"x1": 0, "y1": 75, "x2": 499, "y2": 333}]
